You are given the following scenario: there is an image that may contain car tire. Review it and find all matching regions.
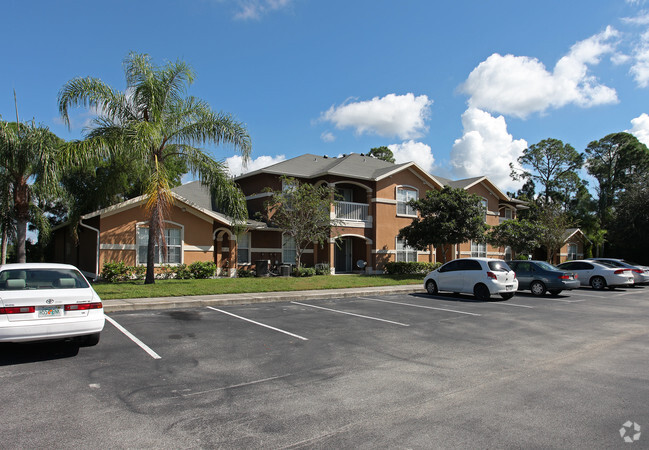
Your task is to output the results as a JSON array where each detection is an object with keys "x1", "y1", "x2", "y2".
[
  {"x1": 473, "y1": 283, "x2": 491, "y2": 301},
  {"x1": 590, "y1": 276, "x2": 607, "y2": 290},
  {"x1": 79, "y1": 332, "x2": 100, "y2": 347},
  {"x1": 530, "y1": 281, "x2": 547, "y2": 296},
  {"x1": 500, "y1": 292, "x2": 514, "y2": 300},
  {"x1": 548, "y1": 290, "x2": 562, "y2": 296},
  {"x1": 425, "y1": 280, "x2": 438, "y2": 295}
]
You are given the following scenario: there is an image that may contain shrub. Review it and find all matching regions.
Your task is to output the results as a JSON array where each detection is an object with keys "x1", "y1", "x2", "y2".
[
  {"x1": 101, "y1": 262, "x2": 130, "y2": 282},
  {"x1": 315, "y1": 263, "x2": 331, "y2": 275},
  {"x1": 130, "y1": 265, "x2": 146, "y2": 280},
  {"x1": 293, "y1": 266, "x2": 316, "y2": 277},
  {"x1": 175, "y1": 264, "x2": 193, "y2": 279},
  {"x1": 188, "y1": 261, "x2": 216, "y2": 279},
  {"x1": 237, "y1": 267, "x2": 256, "y2": 277},
  {"x1": 384, "y1": 261, "x2": 441, "y2": 275}
]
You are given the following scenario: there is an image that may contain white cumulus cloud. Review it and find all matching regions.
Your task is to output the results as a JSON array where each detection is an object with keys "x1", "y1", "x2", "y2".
[
  {"x1": 450, "y1": 108, "x2": 527, "y2": 191},
  {"x1": 388, "y1": 140, "x2": 436, "y2": 173},
  {"x1": 461, "y1": 27, "x2": 619, "y2": 118},
  {"x1": 226, "y1": 154, "x2": 286, "y2": 177},
  {"x1": 628, "y1": 113, "x2": 649, "y2": 145},
  {"x1": 320, "y1": 93, "x2": 432, "y2": 140},
  {"x1": 320, "y1": 131, "x2": 336, "y2": 142},
  {"x1": 233, "y1": 0, "x2": 294, "y2": 20}
]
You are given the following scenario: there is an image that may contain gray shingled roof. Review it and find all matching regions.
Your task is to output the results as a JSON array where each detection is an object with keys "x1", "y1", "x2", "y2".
[{"x1": 236, "y1": 153, "x2": 412, "y2": 181}]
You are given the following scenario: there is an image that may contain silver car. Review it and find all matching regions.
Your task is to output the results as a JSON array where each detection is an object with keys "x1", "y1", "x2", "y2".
[
  {"x1": 556, "y1": 260, "x2": 635, "y2": 290},
  {"x1": 587, "y1": 258, "x2": 649, "y2": 285}
]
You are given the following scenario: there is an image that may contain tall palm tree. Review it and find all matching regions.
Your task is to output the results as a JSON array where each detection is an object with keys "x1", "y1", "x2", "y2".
[
  {"x1": 0, "y1": 120, "x2": 61, "y2": 263},
  {"x1": 58, "y1": 52, "x2": 251, "y2": 284}
]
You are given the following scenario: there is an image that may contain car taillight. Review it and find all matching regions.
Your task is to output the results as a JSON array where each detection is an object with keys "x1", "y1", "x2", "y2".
[
  {"x1": 65, "y1": 302, "x2": 102, "y2": 311},
  {"x1": 486, "y1": 271, "x2": 497, "y2": 280},
  {"x1": 0, "y1": 306, "x2": 36, "y2": 314},
  {"x1": 614, "y1": 269, "x2": 630, "y2": 274},
  {"x1": 559, "y1": 274, "x2": 570, "y2": 280},
  {"x1": 632, "y1": 269, "x2": 642, "y2": 274}
]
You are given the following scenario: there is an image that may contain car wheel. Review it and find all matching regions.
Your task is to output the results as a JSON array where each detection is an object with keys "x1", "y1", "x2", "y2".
[
  {"x1": 425, "y1": 280, "x2": 438, "y2": 295},
  {"x1": 548, "y1": 290, "x2": 562, "y2": 296},
  {"x1": 500, "y1": 292, "x2": 514, "y2": 300},
  {"x1": 530, "y1": 280, "x2": 546, "y2": 296},
  {"x1": 590, "y1": 276, "x2": 607, "y2": 290},
  {"x1": 79, "y1": 332, "x2": 100, "y2": 347},
  {"x1": 473, "y1": 283, "x2": 491, "y2": 301}
]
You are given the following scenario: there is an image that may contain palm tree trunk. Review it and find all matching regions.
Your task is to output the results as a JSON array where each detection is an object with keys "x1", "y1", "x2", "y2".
[
  {"x1": 1, "y1": 223, "x2": 7, "y2": 264},
  {"x1": 145, "y1": 214, "x2": 158, "y2": 284},
  {"x1": 14, "y1": 182, "x2": 29, "y2": 264}
]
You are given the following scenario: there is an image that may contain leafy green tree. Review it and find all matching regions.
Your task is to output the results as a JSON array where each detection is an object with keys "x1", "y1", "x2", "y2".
[
  {"x1": 0, "y1": 120, "x2": 62, "y2": 263},
  {"x1": 607, "y1": 172, "x2": 649, "y2": 264},
  {"x1": 398, "y1": 186, "x2": 488, "y2": 263},
  {"x1": 510, "y1": 138, "x2": 584, "y2": 205},
  {"x1": 58, "y1": 52, "x2": 251, "y2": 284},
  {"x1": 535, "y1": 203, "x2": 574, "y2": 262},
  {"x1": 486, "y1": 219, "x2": 542, "y2": 257},
  {"x1": 261, "y1": 176, "x2": 339, "y2": 268},
  {"x1": 585, "y1": 132, "x2": 649, "y2": 230},
  {"x1": 368, "y1": 146, "x2": 396, "y2": 163}
]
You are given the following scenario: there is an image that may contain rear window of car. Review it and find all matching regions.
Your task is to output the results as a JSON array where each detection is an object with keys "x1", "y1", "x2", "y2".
[
  {"x1": 0, "y1": 269, "x2": 89, "y2": 290},
  {"x1": 488, "y1": 260, "x2": 511, "y2": 272},
  {"x1": 535, "y1": 261, "x2": 556, "y2": 271}
]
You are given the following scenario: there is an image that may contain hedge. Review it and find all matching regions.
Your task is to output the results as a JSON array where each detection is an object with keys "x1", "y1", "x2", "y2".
[{"x1": 383, "y1": 261, "x2": 441, "y2": 275}]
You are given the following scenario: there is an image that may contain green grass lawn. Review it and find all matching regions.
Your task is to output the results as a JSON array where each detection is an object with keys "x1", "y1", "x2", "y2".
[{"x1": 92, "y1": 274, "x2": 423, "y2": 300}]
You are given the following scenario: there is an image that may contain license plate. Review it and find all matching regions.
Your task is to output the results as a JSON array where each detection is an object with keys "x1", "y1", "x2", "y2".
[
  {"x1": 506, "y1": 285, "x2": 513, "y2": 291},
  {"x1": 37, "y1": 306, "x2": 63, "y2": 317}
]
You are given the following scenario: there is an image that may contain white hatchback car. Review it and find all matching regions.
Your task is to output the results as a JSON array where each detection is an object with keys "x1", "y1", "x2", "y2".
[
  {"x1": 424, "y1": 258, "x2": 518, "y2": 301},
  {"x1": 0, "y1": 263, "x2": 104, "y2": 345},
  {"x1": 556, "y1": 260, "x2": 635, "y2": 290}
]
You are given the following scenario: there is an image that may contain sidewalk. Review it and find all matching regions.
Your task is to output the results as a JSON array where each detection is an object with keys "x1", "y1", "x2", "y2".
[{"x1": 102, "y1": 284, "x2": 425, "y2": 313}]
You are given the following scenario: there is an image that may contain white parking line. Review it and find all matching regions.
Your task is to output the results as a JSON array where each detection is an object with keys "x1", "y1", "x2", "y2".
[
  {"x1": 490, "y1": 302, "x2": 534, "y2": 309},
  {"x1": 105, "y1": 316, "x2": 162, "y2": 360},
  {"x1": 207, "y1": 307, "x2": 308, "y2": 341},
  {"x1": 540, "y1": 298, "x2": 585, "y2": 303},
  {"x1": 358, "y1": 297, "x2": 481, "y2": 316},
  {"x1": 291, "y1": 301, "x2": 410, "y2": 327}
]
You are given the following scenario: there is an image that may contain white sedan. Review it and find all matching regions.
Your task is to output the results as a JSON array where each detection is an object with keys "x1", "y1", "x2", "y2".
[
  {"x1": 424, "y1": 258, "x2": 518, "y2": 301},
  {"x1": 556, "y1": 260, "x2": 635, "y2": 290},
  {"x1": 0, "y1": 263, "x2": 104, "y2": 345}
]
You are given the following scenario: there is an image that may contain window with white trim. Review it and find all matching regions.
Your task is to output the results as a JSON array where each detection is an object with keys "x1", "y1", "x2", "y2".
[
  {"x1": 137, "y1": 227, "x2": 182, "y2": 264},
  {"x1": 567, "y1": 243, "x2": 578, "y2": 260},
  {"x1": 397, "y1": 187, "x2": 418, "y2": 216},
  {"x1": 471, "y1": 240, "x2": 487, "y2": 258},
  {"x1": 396, "y1": 237, "x2": 418, "y2": 262},
  {"x1": 481, "y1": 198, "x2": 489, "y2": 222},
  {"x1": 237, "y1": 233, "x2": 250, "y2": 264},
  {"x1": 282, "y1": 235, "x2": 296, "y2": 265}
]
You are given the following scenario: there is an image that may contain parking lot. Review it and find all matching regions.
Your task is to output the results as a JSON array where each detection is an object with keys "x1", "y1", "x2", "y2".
[{"x1": 1, "y1": 286, "x2": 648, "y2": 448}]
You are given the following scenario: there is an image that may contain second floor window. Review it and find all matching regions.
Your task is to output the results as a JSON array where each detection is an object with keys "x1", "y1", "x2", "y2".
[
  {"x1": 567, "y1": 243, "x2": 578, "y2": 260},
  {"x1": 282, "y1": 235, "x2": 296, "y2": 265},
  {"x1": 397, "y1": 187, "x2": 418, "y2": 216},
  {"x1": 481, "y1": 198, "x2": 488, "y2": 222}
]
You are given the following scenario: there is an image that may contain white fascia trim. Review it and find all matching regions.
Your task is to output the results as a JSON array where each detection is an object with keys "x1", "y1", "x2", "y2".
[
  {"x1": 184, "y1": 245, "x2": 214, "y2": 252},
  {"x1": 245, "y1": 192, "x2": 273, "y2": 200},
  {"x1": 101, "y1": 244, "x2": 137, "y2": 250},
  {"x1": 373, "y1": 198, "x2": 397, "y2": 204}
]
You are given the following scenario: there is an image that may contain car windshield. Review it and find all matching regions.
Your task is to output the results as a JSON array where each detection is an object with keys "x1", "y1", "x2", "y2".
[
  {"x1": 535, "y1": 261, "x2": 557, "y2": 271},
  {"x1": 0, "y1": 268, "x2": 89, "y2": 290},
  {"x1": 488, "y1": 260, "x2": 511, "y2": 272}
]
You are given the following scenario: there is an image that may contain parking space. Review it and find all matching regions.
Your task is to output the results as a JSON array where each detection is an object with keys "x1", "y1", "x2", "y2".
[{"x1": 1, "y1": 286, "x2": 648, "y2": 447}]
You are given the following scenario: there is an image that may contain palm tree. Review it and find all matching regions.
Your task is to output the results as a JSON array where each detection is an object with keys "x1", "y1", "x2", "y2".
[
  {"x1": 58, "y1": 52, "x2": 251, "y2": 284},
  {"x1": 0, "y1": 120, "x2": 61, "y2": 263}
]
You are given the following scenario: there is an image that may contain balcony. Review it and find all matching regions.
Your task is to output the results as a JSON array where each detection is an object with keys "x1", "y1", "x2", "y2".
[{"x1": 334, "y1": 201, "x2": 369, "y2": 222}]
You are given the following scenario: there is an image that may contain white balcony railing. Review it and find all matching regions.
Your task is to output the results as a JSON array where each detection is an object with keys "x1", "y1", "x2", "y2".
[{"x1": 334, "y1": 201, "x2": 369, "y2": 221}]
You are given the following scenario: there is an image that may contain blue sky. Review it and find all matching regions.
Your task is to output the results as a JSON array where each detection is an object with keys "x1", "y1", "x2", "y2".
[{"x1": 3, "y1": 0, "x2": 649, "y2": 192}]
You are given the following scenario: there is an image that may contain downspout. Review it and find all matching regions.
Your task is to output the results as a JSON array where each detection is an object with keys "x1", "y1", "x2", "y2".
[{"x1": 79, "y1": 218, "x2": 100, "y2": 280}]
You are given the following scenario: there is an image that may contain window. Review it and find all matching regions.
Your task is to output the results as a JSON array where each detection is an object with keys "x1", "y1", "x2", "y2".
[
  {"x1": 471, "y1": 240, "x2": 487, "y2": 258},
  {"x1": 237, "y1": 233, "x2": 250, "y2": 264},
  {"x1": 397, "y1": 187, "x2": 418, "y2": 216},
  {"x1": 396, "y1": 237, "x2": 417, "y2": 262},
  {"x1": 567, "y1": 243, "x2": 577, "y2": 260},
  {"x1": 504, "y1": 208, "x2": 513, "y2": 219},
  {"x1": 137, "y1": 227, "x2": 182, "y2": 264},
  {"x1": 282, "y1": 235, "x2": 296, "y2": 265},
  {"x1": 481, "y1": 198, "x2": 489, "y2": 222}
]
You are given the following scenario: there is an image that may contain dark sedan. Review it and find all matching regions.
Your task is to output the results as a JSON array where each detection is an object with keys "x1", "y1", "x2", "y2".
[{"x1": 508, "y1": 260, "x2": 580, "y2": 296}]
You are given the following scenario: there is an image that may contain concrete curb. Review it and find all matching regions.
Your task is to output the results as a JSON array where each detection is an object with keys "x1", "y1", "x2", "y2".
[{"x1": 102, "y1": 284, "x2": 425, "y2": 313}]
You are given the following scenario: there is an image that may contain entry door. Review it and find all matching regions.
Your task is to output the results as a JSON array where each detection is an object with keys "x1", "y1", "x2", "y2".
[{"x1": 335, "y1": 238, "x2": 352, "y2": 273}]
